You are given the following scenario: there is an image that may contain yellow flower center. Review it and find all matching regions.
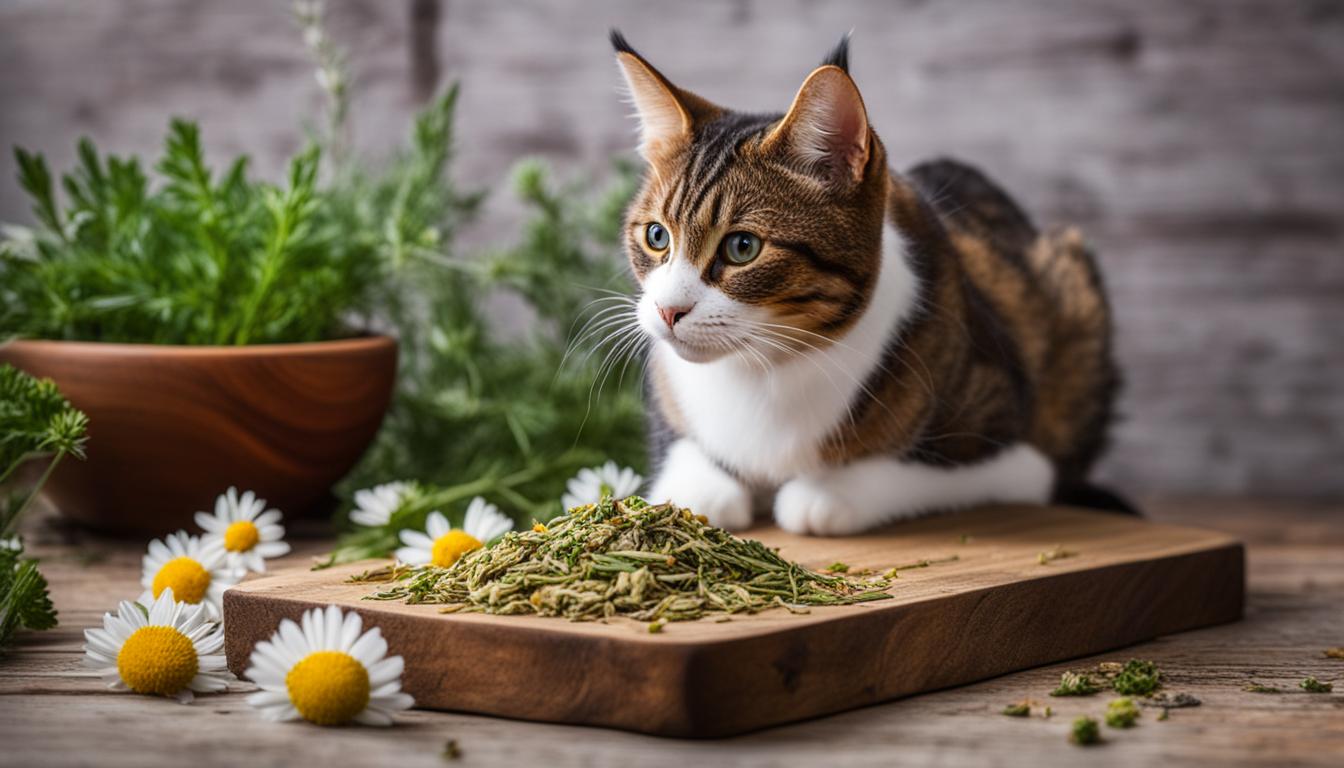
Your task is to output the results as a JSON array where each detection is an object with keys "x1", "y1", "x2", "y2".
[
  {"x1": 223, "y1": 520, "x2": 260, "y2": 552},
  {"x1": 285, "y1": 650, "x2": 370, "y2": 725},
  {"x1": 430, "y1": 530, "x2": 482, "y2": 567},
  {"x1": 117, "y1": 626, "x2": 199, "y2": 695},
  {"x1": 151, "y1": 557, "x2": 211, "y2": 604}
]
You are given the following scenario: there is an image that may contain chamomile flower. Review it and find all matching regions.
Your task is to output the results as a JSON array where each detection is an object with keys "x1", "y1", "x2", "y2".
[
  {"x1": 395, "y1": 497, "x2": 513, "y2": 568},
  {"x1": 349, "y1": 481, "x2": 414, "y2": 527},
  {"x1": 245, "y1": 604, "x2": 413, "y2": 726},
  {"x1": 140, "y1": 531, "x2": 238, "y2": 620},
  {"x1": 195, "y1": 487, "x2": 291, "y2": 575},
  {"x1": 561, "y1": 461, "x2": 643, "y2": 510},
  {"x1": 83, "y1": 589, "x2": 230, "y2": 703}
]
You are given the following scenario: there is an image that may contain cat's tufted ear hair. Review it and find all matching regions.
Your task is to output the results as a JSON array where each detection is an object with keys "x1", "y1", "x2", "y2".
[
  {"x1": 762, "y1": 33, "x2": 870, "y2": 186},
  {"x1": 611, "y1": 29, "x2": 722, "y2": 160}
]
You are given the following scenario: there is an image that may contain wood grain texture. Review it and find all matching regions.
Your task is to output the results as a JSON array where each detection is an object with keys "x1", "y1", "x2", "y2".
[
  {"x1": 2, "y1": 0, "x2": 1341, "y2": 499},
  {"x1": 222, "y1": 505, "x2": 1243, "y2": 737},
  {"x1": 2, "y1": 497, "x2": 1340, "y2": 767},
  {"x1": 0, "y1": 337, "x2": 396, "y2": 535}
]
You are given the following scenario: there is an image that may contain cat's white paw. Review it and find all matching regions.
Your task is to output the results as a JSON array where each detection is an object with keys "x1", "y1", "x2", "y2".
[
  {"x1": 773, "y1": 476, "x2": 867, "y2": 536},
  {"x1": 649, "y1": 440, "x2": 754, "y2": 530}
]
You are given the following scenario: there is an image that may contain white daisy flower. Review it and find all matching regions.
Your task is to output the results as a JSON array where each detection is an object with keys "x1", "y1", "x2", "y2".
[
  {"x1": 195, "y1": 487, "x2": 291, "y2": 575},
  {"x1": 395, "y1": 497, "x2": 513, "y2": 568},
  {"x1": 561, "y1": 461, "x2": 644, "y2": 510},
  {"x1": 83, "y1": 589, "x2": 231, "y2": 703},
  {"x1": 140, "y1": 531, "x2": 239, "y2": 621},
  {"x1": 245, "y1": 604, "x2": 414, "y2": 726},
  {"x1": 349, "y1": 481, "x2": 414, "y2": 527}
]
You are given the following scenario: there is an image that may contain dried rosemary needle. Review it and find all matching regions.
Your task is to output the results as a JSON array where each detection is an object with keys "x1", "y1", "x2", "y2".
[{"x1": 368, "y1": 496, "x2": 893, "y2": 622}]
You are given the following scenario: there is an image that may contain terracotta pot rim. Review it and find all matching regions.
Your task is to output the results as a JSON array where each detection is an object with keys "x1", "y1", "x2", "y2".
[{"x1": 1, "y1": 333, "x2": 396, "y2": 359}]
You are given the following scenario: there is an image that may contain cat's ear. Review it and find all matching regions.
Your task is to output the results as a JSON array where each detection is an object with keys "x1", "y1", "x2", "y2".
[
  {"x1": 763, "y1": 36, "x2": 871, "y2": 186},
  {"x1": 611, "y1": 29, "x2": 720, "y2": 160}
]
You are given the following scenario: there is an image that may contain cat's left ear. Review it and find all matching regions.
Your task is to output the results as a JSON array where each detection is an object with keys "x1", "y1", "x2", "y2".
[
  {"x1": 611, "y1": 29, "x2": 721, "y2": 161},
  {"x1": 763, "y1": 35, "x2": 871, "y2": 186}
]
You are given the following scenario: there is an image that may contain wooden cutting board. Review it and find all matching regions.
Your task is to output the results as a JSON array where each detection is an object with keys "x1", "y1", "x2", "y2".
[{"x1": 223, "y1": 505, "x2": 1243, "y2": 737}]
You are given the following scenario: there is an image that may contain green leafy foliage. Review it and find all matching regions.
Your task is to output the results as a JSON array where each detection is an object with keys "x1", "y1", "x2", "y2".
[
  {"x1": 4, "y1": 4, "x2": 648, "y2": 571},
  {"x1": 0, "y1": 364, "x2": 88, "y2": 652},
  {"x1": 0, "y1": 541, "x2": 58, "y2": 653},
  {"x1": 1, "y1": 121, "x2": 374, "y2": 345},
  {"x1": 326, "y1": 159, "x2": 647, "y2": 565}
]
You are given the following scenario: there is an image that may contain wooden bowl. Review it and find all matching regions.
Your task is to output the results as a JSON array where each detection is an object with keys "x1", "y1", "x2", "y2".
[{"x1": 0, "y1": 336, "x2": 397, "y2": 535}]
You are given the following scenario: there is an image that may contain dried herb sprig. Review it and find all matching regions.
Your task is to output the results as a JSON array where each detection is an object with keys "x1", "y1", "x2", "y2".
[
  {"x1": 1112, "y1": 659, "x2": 1163, "y2": 695},
  {"x1": 1300, "y1": 677, "x2": 1333, "y2": 693},
  {"x1": 1105, "y1": 698, "x2": 1141, "y2": 728},
  {"x1": 1002, "y1": 701, "x2": 1031, "y2": 717},
  {"x1": 882, "y1": 554, "x2": 960, "y2": 579},
  {"x1": 1244, "y1": 683, "x2": 1281, "y2": 693},
  {"x1": 1141, "y1": 692, "x2": 1200, "y2": 709},
  {"x1": 369, "y1": 496, "x2": 892, "y2": 622},
  {"x1": 1051, "y1": 671, "x2": 1101, "y2": 697},
  {"x1": 1070, "y1": 716, "x2": 1101, "y2": 745}
]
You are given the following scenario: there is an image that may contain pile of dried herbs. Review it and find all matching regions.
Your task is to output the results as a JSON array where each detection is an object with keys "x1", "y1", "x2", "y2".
[{"x1": 367, "y1": 496, "x2": 892, "y2": 622}]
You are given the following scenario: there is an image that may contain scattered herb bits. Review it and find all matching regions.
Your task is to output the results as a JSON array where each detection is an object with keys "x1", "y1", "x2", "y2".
[
  {"x1": 1141, "y1": 692, "x2": 1200, "y2": 709},
  {"x1": 825, "y1": 562, "x2": 850, "y2": 574},
  {"x1": 441, "y1": 739, "x2": 461, "y2": 760},
  {"x1": 1105, "y1": 698, "x2": 1141, "y2": 728},
  {"x1": 1324, "y1": 647, "x2": 1344, "y2": 660},
  {"x1": 1112, "y1": 659, "x2": 1163, "y2": 696},
  {"x1": 1300, "y1": 677, "x2": 1333, "y2": 693},
  {"x1": 1037, "y1": 545, "x2": 1076, "y2": 565},
  {"x1": 1002, "y1": 701, "x2": 1031, "y2": 717},
  {"x1": 371, "y1": 496, "x2": 893, "y2": 622},
  {"x1": 1070, "y1": 716, "x2": 1101, "y2": 746},
  {"x1": 1051, "y1": 671, "x2": 1101, "y2": 697},
  {"x1": 1157, "y1": 708, "x2": 1169, "y2": 721}
]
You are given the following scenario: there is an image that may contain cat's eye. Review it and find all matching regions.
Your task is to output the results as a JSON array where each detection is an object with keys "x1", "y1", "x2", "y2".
[
  {"x1": 719, "y1": 232, "x2": 762, "y2": 265},
  {"x1": 644, "y1": 222, "x2": 670, "y2": 252}
]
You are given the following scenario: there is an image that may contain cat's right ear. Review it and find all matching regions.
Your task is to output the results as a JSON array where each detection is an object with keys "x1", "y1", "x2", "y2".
[{"x1": 611, "y1": 29, "x2": 720, "y2": 161}]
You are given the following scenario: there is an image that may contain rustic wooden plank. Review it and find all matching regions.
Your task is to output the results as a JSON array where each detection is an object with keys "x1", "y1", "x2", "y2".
[
  {"x1": 220, "y1": 505, "x2": 1244, "y2": 736},
  {"x1": 1, "y1": 499, "x2": 1341, "y2": 765}
]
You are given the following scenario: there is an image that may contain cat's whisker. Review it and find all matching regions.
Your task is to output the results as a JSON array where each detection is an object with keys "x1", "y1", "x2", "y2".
[{"x1": 565, "y1": 309, "x2": 641, "y2": 371}]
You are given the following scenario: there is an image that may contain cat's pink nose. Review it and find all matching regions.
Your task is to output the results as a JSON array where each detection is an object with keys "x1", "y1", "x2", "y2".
[{"x1": 657, "y1": 303, "x2": 693, "y2": 330}]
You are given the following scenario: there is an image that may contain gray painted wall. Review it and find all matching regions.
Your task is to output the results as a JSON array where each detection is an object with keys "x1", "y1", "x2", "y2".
[{"x1": 2, "y1": 0, "x2": 1342, "y2": 498}]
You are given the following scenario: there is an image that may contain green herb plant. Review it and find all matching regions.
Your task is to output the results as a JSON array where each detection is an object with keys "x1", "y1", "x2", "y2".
[
  {"x1": 3, "y1": 0, "x2": 650, "y2": 567},
  {"x1": 0, "y1": 364, "x2": 89, "y2": 652}
]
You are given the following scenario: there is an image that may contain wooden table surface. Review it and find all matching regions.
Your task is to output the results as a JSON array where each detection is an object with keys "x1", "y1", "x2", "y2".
[{"x1": 3, "y1": 498, "x2": 1341, "y2": 767}]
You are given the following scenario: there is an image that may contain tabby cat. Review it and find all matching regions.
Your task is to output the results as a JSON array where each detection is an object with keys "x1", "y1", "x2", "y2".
[{"x1": 610, "y1": 31, "x2": 1120, "y2": 535}]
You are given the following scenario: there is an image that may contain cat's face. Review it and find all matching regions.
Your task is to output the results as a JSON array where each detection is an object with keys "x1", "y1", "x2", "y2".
[{"x1": 613, "y1": 32, "x2": 889, "y2": 365}]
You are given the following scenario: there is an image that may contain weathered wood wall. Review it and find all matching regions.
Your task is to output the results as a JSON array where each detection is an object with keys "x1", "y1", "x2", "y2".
[{"x1": 2, "y1": 0, "x2": 1341, "y2": 499}]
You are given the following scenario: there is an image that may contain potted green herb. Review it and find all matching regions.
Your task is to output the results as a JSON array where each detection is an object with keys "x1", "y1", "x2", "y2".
[{"x1": 0, "y1": 78, "x2": 479, "y2": 534}]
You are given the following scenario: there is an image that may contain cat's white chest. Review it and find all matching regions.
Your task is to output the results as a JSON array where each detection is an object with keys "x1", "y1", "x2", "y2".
[{"x1": 657, "y1": 223, "x2": 916, "y2": 487}]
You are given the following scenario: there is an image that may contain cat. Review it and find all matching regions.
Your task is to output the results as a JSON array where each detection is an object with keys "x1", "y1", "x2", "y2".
[{"x1": 609, "y1": 30, "x2": 1120, "y2": 535}]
